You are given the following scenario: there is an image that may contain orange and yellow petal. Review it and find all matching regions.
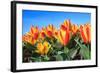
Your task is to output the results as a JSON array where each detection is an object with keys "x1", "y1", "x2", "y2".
[
  {"x1": 80, "y1": 25, "x2": 88, "y2": 43},
  {"x1": 71, "y1": 24, "x2": 79, "y2": 35}
]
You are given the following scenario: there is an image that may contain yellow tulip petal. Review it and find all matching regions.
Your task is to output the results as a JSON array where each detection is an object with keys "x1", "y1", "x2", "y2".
[
  {"x1": 37, "y1": 42, "x2": 44, "y2": 55},
  {"x1": 43, "y1": 41, "x2": 51, "y2": 55}
]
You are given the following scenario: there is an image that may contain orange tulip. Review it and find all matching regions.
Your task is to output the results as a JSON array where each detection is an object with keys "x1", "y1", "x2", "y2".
[
  {"x1": 55, "y1": 20, "x2": 70, "y2": 46},
  {"x1": 22, "y1": 26, "x2": 39, "y2": 45},
  {"x1": 29, "y1": 26, "x2": 39, "y2": 40},
  {"x1": 61, "y1": 19, "x2": 71, "y2": 31},
  {"x1": 71, "y1": 24, "x2": 79, "y2": 35},
  {"x1": 57, "y1": 29, "x2": 70, "y2": 46},
  {"x1": 39, "y1": 27, "x2": 46, "y2": 39},
  {"x1": 46, "y1": 24, "x2": 55, "y2": 38},
  {"x1": 22, "y1": 34, "x2": 29, "y2": 42},
  {"x1": 80, "y1": 24, "x2": 91, "y2": 43},
  {"x1": 22, "y1": 34, "x2": 36, "y2": 45},
  {"x1": 53, "y1": 28, "x2": 59, "y2": 39}
]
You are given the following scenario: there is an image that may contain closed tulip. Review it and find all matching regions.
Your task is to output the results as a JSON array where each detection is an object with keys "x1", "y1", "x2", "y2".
[
  {"x1": 39, "y1": 27, "x2": 46, "y2": 39},
  {"x1": 36, "y1": 41, "x2": 51, "y2": 55},
  {"x1": 80, "y1": 24, "x2": 91, "y2": 43},
  {"x1": 46, "y1": 24, "x2": 55, "y2": 38},
  {"x1": 57, "y1": 20, "x2": 71, "y2": 46},
  {"x1": 57, "y1": 29, "x2": 70, "y2": 46},
  {"x1": 29, "y1": 26, "x2": 39, "y2": 40},
  {"x1": 71, "y1": 24, "x2": 79, "y2": 35}
]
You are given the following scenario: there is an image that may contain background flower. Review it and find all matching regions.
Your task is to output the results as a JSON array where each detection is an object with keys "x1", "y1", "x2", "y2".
[{"x1": 71, "y1": 24, "x2": 79, "y2": 35}]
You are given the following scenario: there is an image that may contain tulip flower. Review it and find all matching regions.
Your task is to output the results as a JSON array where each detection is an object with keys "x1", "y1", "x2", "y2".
[
  {"x1": 46, "y1": 24, "x2": 55, "y2": 38},
  {"x1": 39, "y1": 27, "x2": 46, "y2": 39},
  {"x1": 36, "y1": 41, "x2": 51, "y2": 55},
  {"x1": 53, "y1": 28, "x2": 59, "y2": 39},
  {"x1": 57, "y1": 29, "x2": 70, "y2": 46},
  {"x1": 22, "y1": 26, "x2": 39, "y2": 45},
  {"x1": 29, "y1": 26, "x2": 39, "y2": 40},
  {"x1": 57, "y1": 21, "x2": 70, "y2": 46},
  {"x1": 22, "y1": 34, "x2": 36, "y2": 45},
  {"x1": 61, "y1": 19, "x2": 71, "y2": 31},
  {"x1": 80, "y1": 24, "x2": 91, "y2": 43},
  {"x1": 71, "y1": 24, "x2": 79, "y2": 35},
  {"x1": 22, "y1": 34, "x2": 29, "y2": 42},
  {"x1": 54, "y1": 20, "x2": 71, "y2": 46}
]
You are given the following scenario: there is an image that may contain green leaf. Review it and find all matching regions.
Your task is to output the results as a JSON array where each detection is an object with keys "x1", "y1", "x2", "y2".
[
  {"x1": 74, "y1": 39, "x2": 82, "y2": 48},
  {"x1": 43, "y1": 55, "x2": 50, "y2": 61},
  {"x1": 54, "y1": 42, "x2": 63, "y2": 49},
  {"x1": 58, "y1": 51, "x2": 63, "y2": 55},
  {"x1": 80, "y1": 45, "x2": 91, "y2": 59},
  {"x1": 66, "y1": 55, "x2": 71, "y2": 60},
  {"x1": 67, "y1": 48, "x2": 78, "y2": 59},
  {"x1": 61, "y1": 53, "x2": 68, "y2": 60},
  {"x1": 75, "y1": 39, "x2": 91, "y2": 59},
  {"x1": 31, "y1": 52, "x2": 40, "y2": 57},
  {"x1": 23, "y1": 42, "x2": 36, "y2": 51},
  {"x1": 64, "y1": 47, "x2": 69, "y2": 54},
  {"x1": 55, "y1": 54, "x2": 63, "y2": 61},
  {"x1": 31, "y1": 57, "x2": 42, "y2": 62}
]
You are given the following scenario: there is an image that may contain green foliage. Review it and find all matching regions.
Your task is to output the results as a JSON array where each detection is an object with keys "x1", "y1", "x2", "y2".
[
  {"x1": 67, "y1": 48, "x2": 78, "y2": 59},
  {"x1": 23, "y1": 33, "x2": 91, "y2": 62},
  {"x1": 75, "y1": 39, "x2": 91, "y2": 59}
]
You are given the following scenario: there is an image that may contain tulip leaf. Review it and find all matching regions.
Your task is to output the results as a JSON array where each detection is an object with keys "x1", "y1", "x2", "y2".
[
  {"x1": 75, "y1": 39, "x2": 91, "y2": 59},
  {"x1": 56, "y1": 54, "x2": 63, "y2": 61},
  {"x1": 31, "y1": 57, "x2": 42, "y2": 62},
  {"x1": 31, "y1": 52, "x2": 40, "y2": 57},
  {"x1": 58, "y1": 51, "x2": 63, "y2": 55},
  {"x1": 64, "y1": 47, "x2": 69, "y2": 54},
  {"x1": 23, "y1": 42, "x2": 36, "y2": 51},
  {"x1": 66, "y1": 55, "x2": 71, "y2": 60},
  {"x1": 80, "y1": 45, "x2": 91, "y2": 59},
  {"x1": 67, "y1": 48, "x2": 78, "y2": 59},
  {"x1": 60, "y1": 53, "x2": 67, "y2": 60},
  {"x1": 54, "y1": 42, "x2": 63, "y2": 49},
  {"x1": 43, "y1": 55, "x2": 50, "y2": 61}
]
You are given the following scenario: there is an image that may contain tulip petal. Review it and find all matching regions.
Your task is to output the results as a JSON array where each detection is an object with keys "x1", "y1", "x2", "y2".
[
  {"x1": 43, "y1": 41, "x2": 50, "y2": 55},
  {"x1": 71, "y1": 24, "x2": 78, "y2": 35},
  {"x1": 86, "y1": 24, "x2": 91, "y2": 43},
  {"x1": 37, "y1": 42, "x2": 44, "y2": 55},
  {"x1": 80, "y1": 25, "x2": 88, "y2": 43},
  {"x1": 64, "y1": 30, "x2": 70, "y2": 46}
]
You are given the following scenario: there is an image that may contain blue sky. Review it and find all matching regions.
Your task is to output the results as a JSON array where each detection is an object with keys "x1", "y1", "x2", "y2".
[{"x1": 22, "y1": 10, "x2": 91, "y2": 34}]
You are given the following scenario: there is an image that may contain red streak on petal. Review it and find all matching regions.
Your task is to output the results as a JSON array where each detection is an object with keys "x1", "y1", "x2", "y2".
[
  {"x1": 64, "y1": 30, "x2": 70, "y2": 46},
  {"x1": 47, "y1": 31, "x2": 53, "y2": 37}
]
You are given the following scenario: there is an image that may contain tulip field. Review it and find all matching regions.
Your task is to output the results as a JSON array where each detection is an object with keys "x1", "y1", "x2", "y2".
[{"x1": 22, "y1": 20, "x2": 91, "y2": 62}]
